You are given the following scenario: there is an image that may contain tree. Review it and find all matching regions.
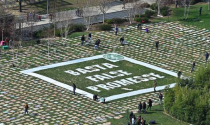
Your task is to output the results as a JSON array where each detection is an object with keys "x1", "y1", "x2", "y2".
[
  {"x1": 125, "y1": 0, "x2": 138, "y2": 24},
  {"x1": 0, "y1": 3, "x2": 15, "y2": 41},
  {"x1": 98, "y1": 0, "x2": 111, "y2": 24},
  {"x1": 49, "y1": 0, "x2": 59, "y2": 38},
  {"x1": 181, "y1": 0, "x2": 191, "y2": 20},
  {"x1": 58, "y1": 11, "x2": 73, "y2": 46},
  {"x1": 157, "y1": 0, "x2": 162, "y2": 16},
  {"x1": 82, "y1": 0, "x2": 99, "y2": 30},
  {"x1": 135, "y1": 2, "x2": 144, "y2": 18}
]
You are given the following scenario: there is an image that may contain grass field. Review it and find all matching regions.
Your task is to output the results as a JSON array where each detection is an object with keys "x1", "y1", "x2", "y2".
[
  {"x1": 108, "y1": 105, "x2": 189, "y2": 125},
  {"x1": 35, "y1": 58, "x2": 176, "y2": 97},
  {"x1": 151, "y1": 3, "x2": 210, "y2": 30}
]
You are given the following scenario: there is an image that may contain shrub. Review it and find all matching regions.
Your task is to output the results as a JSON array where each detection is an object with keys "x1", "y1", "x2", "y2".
[
  {"x1": 105, "y1": 19, "x2": 114, "y2": 24},
  {"x1": 145, "y1": 10, "x2": 155, "y2": 18},
  {"x1": 150, "y1": 3, "x2": 158, "y2": 11},
  {"x1": 33, "y1": 30, "x2": 42, "y2": 38},
  {"x1": 164, "y1": 64, "x2": 210, "y2": 124},
  {"x1": 160, "y1": 6, "x2": 169, "y2": 16},
  {"x1": 161, "y1": 10, "x2": 168, "y2": 16},
  {"x1": 141, "y1": 3, "x2": 150, "y2": 8},
  {"x1": 134, "y1": 17, "x2": 149, "y2": 23},
  {"x1": 98, "y1": 24, "x2": 112, "y2": 31},
  {"x1": 112, "y1": 18, "x2": 127, "y2": 24},
  {"x1": 69, "y1": 24, "x2": 85, "y2": 32},
  {"x1": 191, "y1": 0, "x2": 202, "y2": 5},
  {"x1": 55, "y1": 29, "x2": 61, "y2": 37}
]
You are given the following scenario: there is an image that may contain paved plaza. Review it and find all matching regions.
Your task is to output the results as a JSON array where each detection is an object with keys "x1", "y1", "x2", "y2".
[{"x1": 0, "y1": 21, "x2": 210, "y2": 124}]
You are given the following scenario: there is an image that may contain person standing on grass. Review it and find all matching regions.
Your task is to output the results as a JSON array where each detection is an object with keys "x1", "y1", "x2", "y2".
[
  {"x1": 199, "y1": 7, "x2": 202, "y2": 16},
  {"x1": 81, "y1": 35, "x2": 85, "y2": 45},
  {"x1": 147, "y1": 99, "x2": 153, "y2": 111},
  {"x1": 137, "y1": 116, "x2": 141, "y2": 125},
  {"x1": 153, "y1": 80, "x2": 157, "y2": 92},
  {"x1": 175, "y1": 0, "x2": 178, "y2": 8},
  {"x1": 24, "y1": 103, "x2": 29, "y2": 115},
  {"x1": 159, "y1": 92, "x2": 163, "y2": 104},
  {"x1": 73, "y1": 83, "x2": 76, "y2": 95},
  {"x1": 177, "y1": 70, "x2": 182, "y2": 78},
  {"x1": 155, "y1": 41, "x2": 159, "y2": 51},
  {"x1": 88, "y1": 32, "x2": 92, "y2": 42},
  {"x1": 120, "y1": 36, "x2": 124, "y2": 44},
  {"x1": 142, "y1": 102, "x2": 146, "y2": 113},
  {"x1": 191, "y1": 61, "x2": 196, "y2": 73},
  {"x1": 138, "y1": 102, "x2": 142, "y2": 113},
  {"x1": 129, "y1": 111, "x2": 134, "y2": 124},
  {"x1": 137, "y1": 23, "x2": 141, "y2": 30},
  {"x1": 205, "y1": 52, "x2": 209, "y2": 62},
  {"x1": 131, "y1": 116, "x2": 135, "y2": 125},
  {"x1": 115, "y1": 25, "x2": 118, "y2": 36}
]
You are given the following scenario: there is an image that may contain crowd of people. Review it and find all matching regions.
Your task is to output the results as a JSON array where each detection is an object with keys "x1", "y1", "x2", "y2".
[{"x1": 127, "y1": 92, "x2": 163, "y2": 125}]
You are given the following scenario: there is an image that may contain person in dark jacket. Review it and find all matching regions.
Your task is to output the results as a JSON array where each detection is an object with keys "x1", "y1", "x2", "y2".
[
  {"x1": 142, "y1": 102, "x2": 146, "y2": 113},
  {"x1": 205, "y1": 52, "x2": 209, "y2": 62},
  {"x1": 159, "y1": 92, "x2": 163, "y2": 104},
  {"x1": 73, "y1": 83, "x2": 76, "y2": 95},
  {"x1": 177, "y1": 70, "x2": 182, "y2": 78},
  {"x1": 88, "y1": 32, "x2": 92, "y2": 42},
  {"x1": 138, "y1": 102, "x2": 142, "y2": 113},
  {"x1": 191, "y1": 61, "x2": 196, "y2": 73},
  {"x1": 147, "y1": 99, "x2": 153, "y2": 110},
  {"x1": 155, "y1": 41, "x2": 159, "y2": 51},
  {"x1": 94, "y1": 39, "x2": 101, "y2": 49},
  {"x1": 115, "y1": 26, "x2": 118, "y2": 35},
  {"x1": 81, "y1": 35, "x2": 85, "y2": 45},
  {"x1": 120, "y1": 36, "x2": 124, "y2": 44},
  {"x1": 129, "y1": 111, "x2": 134, "y2": 124}
]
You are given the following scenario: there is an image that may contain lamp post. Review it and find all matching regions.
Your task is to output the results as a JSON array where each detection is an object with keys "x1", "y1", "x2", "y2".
[{"x1": 19, "y1": 0, "x2": 22, "y2": 12}]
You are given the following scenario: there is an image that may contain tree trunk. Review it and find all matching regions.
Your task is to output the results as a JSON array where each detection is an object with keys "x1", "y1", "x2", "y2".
[
  {"x1": 103, "y1": 13, "x2": 105, "y2": 24},
  {"x1": 157, "y1": 2, "x2": 160, "y2": 15}
]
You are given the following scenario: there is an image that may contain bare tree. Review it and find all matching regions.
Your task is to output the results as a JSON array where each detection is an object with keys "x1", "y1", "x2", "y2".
[
  {"x1": 82, "y1": 0, "x2": 98, "y2": 30},
  {"x1": 0, "y1": 2, "x2": 15, "y2": 42},
  {"x1": 98, "y1": 0, "x2": 111, "y2": 24},
  {"x1": 135, "y1": 2, "x2": 144, "y2": 18},
  {"x1": 57, "y1": 11, "x2": 73, "y2": 46},
  {"x1": 25, "y1": 16, "x2": 36, "y2": 45},
  {"x1": 157, "y1": 0, "x2": 162, "y2": 16},
  {"x1": 49, "y1": 0, "x2": 59, "y2": 38},
  {"x1": 181, "y1": 0, "x2": 191, "y2": 20},
  {"x1": 125, "y1": 0, "x2": 138, "y2": 24}
]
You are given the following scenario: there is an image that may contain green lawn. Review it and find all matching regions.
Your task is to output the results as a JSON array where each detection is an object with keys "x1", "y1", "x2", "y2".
[
  {"x1": 108, "y1": 105, "x2": 189, "y2": 125},
  {"x1": 151, "y1": 3, "x2": 210, "y2": 30},
  {"x1": 35, "y1": 58, "x2": 176, "y2": 97}
]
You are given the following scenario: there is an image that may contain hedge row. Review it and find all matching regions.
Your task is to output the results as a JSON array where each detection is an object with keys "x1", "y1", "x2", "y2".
[
  {"x1": 34, "y1": 24, "x2": 85, "y2": 38},
  {"x1": 105, "y1": 18, "x2": 127, "y2": 24}
]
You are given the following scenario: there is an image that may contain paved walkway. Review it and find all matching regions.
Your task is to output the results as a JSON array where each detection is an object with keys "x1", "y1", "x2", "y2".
[{"x1": 21, "y1": 0, "x2": 156, "y2": 31}]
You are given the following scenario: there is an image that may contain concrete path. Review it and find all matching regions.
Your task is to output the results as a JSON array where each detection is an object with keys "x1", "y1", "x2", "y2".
[{"x1": 21, "y1": 0, "x2": 156, "y2": 31}]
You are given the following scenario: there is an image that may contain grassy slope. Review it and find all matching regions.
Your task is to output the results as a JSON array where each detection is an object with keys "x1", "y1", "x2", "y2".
[
  {"x1": 108, "y1": 105, "x2": 189, "y2": 125},
  {"x1": 151, "y1": 3, "x2": 210, "y2": 30}
]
